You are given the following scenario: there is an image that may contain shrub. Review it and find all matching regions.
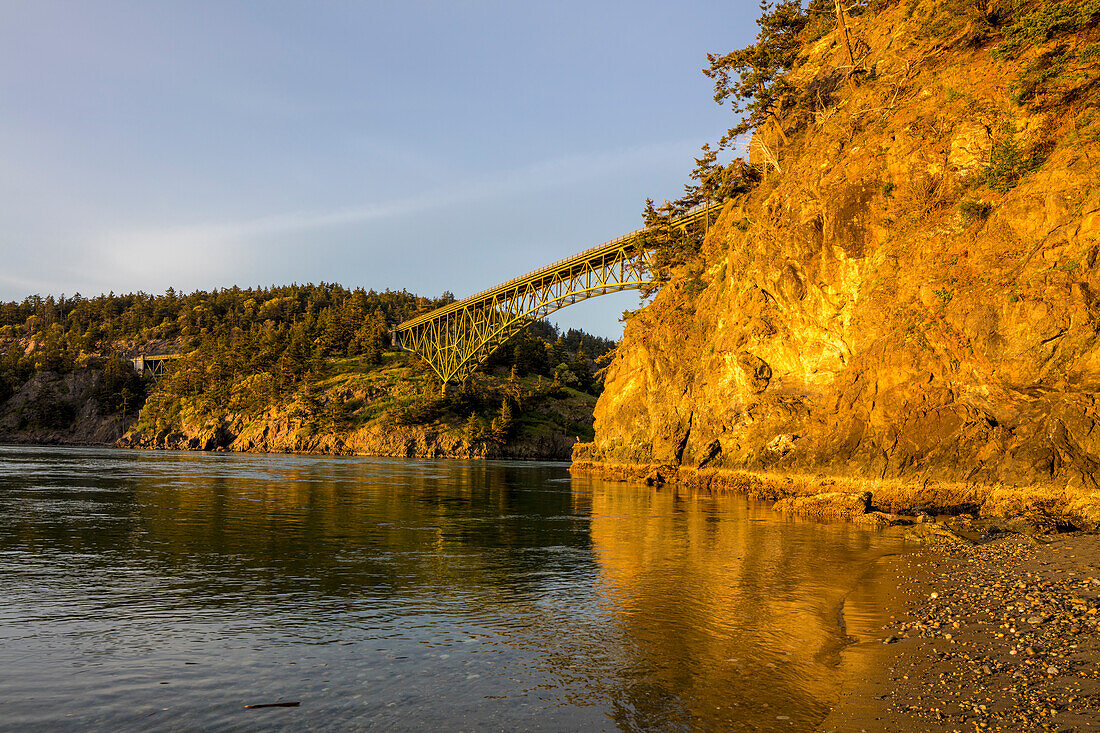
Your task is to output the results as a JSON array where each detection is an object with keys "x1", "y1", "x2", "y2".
[
  {"x1": 958, "y1": 199, "x2": 993, "y2": 223},
  {"x1": 993, "y1": 0, "x2": 1100, "y2": 58},
  {"x1": 983, "y1": 132, "x2": 1044, "y2": 192},
  {"x1": 386, "y1": 391, "x2": 446, "y2": 426},
  {"x1": 682, "y1": 274, "x2": 708, "y2": 298},
  {"x1": 1011, "y1": 47, "x2": 1072, "y2": 105}
]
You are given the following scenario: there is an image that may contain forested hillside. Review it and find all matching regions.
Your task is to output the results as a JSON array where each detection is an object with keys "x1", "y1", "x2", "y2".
[{"x1": 0, "y1": 284, "x2": 613, "y2": 457}]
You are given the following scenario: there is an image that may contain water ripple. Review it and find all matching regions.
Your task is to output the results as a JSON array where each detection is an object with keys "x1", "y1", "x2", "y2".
[{"x1": 0, "y1": 445, "x2": 905, "y2": 731}]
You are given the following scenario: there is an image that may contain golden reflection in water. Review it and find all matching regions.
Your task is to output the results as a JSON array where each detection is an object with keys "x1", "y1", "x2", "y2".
[
  {"x1": 580, "y1": 478, "x2": 901, "y2": 731},
  {"x1": 0, "y1": 447, "x2": 906, "y2": 731}
]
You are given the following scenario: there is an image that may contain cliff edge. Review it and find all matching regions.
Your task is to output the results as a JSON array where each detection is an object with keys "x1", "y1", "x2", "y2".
[{"x1": 574, "y1": 0, "x2": 1100, "y2": 526}]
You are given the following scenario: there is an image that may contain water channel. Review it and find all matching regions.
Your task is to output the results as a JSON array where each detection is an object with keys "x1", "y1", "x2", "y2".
[{"x1": 0, "y1": 445, "x2": 904, "y2": 731}]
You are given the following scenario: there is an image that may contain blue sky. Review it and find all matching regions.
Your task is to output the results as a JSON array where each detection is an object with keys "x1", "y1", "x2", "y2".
[{"x1": 0, "y1": 1, "x2": 759, "y2": 337}]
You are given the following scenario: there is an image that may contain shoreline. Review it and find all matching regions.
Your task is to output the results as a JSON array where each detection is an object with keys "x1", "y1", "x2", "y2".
[
  {"x1": 823, "y1": 533, "x2": 1100, "y2": 731},
  {"x1": 0, "y1": 438, "x2": 576, "y2": 462},
  {"x1": 570, "y1": 459, "x2": 1100, "y2": 531},
  {"x1": 825, "y1": 549, "x2": 911, "y2": 730},
  {"x1": 570, "y1": 459, "x2": 1100, "y2": 730}
]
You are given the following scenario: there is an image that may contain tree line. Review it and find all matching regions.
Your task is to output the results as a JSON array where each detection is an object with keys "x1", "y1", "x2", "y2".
[{"x1": 0, "y1": 283, "x2": 614, "y2": 426}]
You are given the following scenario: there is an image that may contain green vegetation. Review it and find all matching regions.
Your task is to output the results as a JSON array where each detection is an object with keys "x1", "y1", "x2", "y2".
[
  {"x1": 987, "y1": 0, "x2": 1100, "y2": 110},
  {"x1": 0, "y1": 285, "x2": 425, "y2": 422},
  {"x1": 983, "y1": 127, "x2": 1047, "y2": 192},
  {"x1": 0, "y1": 285, "x2": 612, "y2": 449},
  {"x1": 1011, "y1": 47, "x2": 1072, "y2": 105},
  {"x1": 704, "y1": 0, "x2": 816, "y2": 148},
  {"x1": 638, "y1": 150, "x2": 761, "y2": 288},
  {"x1": 993, "y1": 0, "x2": 1100, "y2": 59},
  {"x1": 958, "y1": 198, "x2": 993, "y2": 223}
]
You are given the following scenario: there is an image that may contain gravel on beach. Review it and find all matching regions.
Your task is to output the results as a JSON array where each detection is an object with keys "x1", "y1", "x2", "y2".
[{"x1": 824, "y1": 530, "x2": 1100, "y2": 732}]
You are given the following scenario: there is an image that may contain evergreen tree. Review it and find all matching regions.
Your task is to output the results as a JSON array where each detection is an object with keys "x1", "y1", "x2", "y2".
[
  {"x1": 294, "y1": 379, "x2": 323, "y2": 431},
  {"x1": 704, "y1": 0, "x2": 809, "y2": 150},
  {"x1": 490, "y1": 399, "x2": 514, "y2": 443},
  {"x1": 322, "y1": 392, "x2": 352, "y2": 431},
  {"x1": 465, "y1": 413, "x2": 486, "y2": 443}
]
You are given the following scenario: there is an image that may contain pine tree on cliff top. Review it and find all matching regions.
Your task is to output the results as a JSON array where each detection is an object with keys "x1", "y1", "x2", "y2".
[{"x1": 704, "y1": 0, "x2": 816, "y2": 149}]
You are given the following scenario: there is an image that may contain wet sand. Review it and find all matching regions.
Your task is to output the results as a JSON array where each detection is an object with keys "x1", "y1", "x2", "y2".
[{"x1": 825, "y1": 532, "x2": 1100, "y2": 732}]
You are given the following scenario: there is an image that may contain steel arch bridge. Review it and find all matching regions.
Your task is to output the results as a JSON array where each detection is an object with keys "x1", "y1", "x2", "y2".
[{"x1": 393, "y1": 201, "x2": 722, "y2": 391}]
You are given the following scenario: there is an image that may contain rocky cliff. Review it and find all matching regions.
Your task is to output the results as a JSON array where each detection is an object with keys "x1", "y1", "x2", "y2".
[
  {"x1": 117, "y1": 356, "x2": 596, "y2": 460},
  {"x1": 118, "y1": 404, "x2": 581, "y2": 460},
  {"x1": 0, "y1": 368, "x2": 127, "y2": 445},
  {"x1": 575, "y1": 0, "x2": 1100, "y2": 525}
]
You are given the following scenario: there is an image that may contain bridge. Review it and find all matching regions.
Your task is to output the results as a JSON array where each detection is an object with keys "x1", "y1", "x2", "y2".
[
  {"x1": 131, "y1": 353, "x2": 183, "y2": 380},
  {"x1": 393, "y1": 201, "x2": 723, "y2": 392}
]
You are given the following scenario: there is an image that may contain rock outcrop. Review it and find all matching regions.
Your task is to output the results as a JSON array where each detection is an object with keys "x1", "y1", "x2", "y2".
[
  {"x1": 0, "y1": 368, "x2": 126, "y2": 445},
  {"x1": 575, "y1": 0, "x2": 1100, "y2": 526},
  {"x1": 118, "y1": 407, "x2": 579, "y2": 460},
  {"x1": 773, "y1": 491, "x2": 873, "y2": 521}
]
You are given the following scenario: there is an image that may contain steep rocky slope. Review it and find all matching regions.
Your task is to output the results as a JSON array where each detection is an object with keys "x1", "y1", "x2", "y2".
[
  {"x1": 575, "y1": 0, "x2": 1100, "y2": 525},
  {"x1": 119, "y1": 354, "x2": 596, "y2": 460},
  {"x1": 0, "y1": 338, "x2": 183, "y2": 446},
  {"x1": 118, "y1": 409, "x2": 580, "y2": 459},
  {"x1": 0, "y1": 368, "x2": 127, "y2": 445}
]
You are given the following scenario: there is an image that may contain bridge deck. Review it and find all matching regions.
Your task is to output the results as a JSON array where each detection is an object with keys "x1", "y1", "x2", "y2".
[{"x1": 396, "y1": 200, "x2": 722, "y2": 332}]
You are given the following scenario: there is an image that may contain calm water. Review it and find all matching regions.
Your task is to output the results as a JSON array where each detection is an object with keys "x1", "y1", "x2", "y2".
[{"x1": 0, "y1": 445, "x2": 903, "y2": 731}]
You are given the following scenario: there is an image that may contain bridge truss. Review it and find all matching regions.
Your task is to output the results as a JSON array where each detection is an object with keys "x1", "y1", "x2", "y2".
[
  {"x1": 131, "y1": 354, "x2": 183, "y2": 381},
  {"x1": 393, "y1": 201, "x2": 723, "y2": 391}
]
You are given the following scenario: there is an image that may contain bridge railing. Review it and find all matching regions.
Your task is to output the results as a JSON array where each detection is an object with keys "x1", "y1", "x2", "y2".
[{"x1": 396, "y1": 200, "x2": 723, "y2": 331}]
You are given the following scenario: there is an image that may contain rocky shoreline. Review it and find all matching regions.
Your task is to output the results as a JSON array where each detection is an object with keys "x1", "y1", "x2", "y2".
[
  {"x1": 826, "y1": 531, "x2": 1100, "y2": 732},
  {"x1": 114, "y1": 408, "x2": 581, "y2": 460},
  {"x1": 570, "y1": 457, "x2": 1100, "y2": 531},
  {"x1": 571, "y1": 457, "x2": 1100, "y2": 731}
]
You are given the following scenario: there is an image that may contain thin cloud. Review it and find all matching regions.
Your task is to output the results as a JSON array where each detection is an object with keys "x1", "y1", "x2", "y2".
[{"x1": 83, "y1": 139, "x2": 701, "y2": 284}]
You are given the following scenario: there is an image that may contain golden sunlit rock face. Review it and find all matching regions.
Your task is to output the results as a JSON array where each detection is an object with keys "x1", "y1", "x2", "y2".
[
  {"x1": 581, "y1": 480, "x2": 901, "y2": 729},
  {"x1": 578, "y1": 0, "x2": 1100, "y2": 525}
]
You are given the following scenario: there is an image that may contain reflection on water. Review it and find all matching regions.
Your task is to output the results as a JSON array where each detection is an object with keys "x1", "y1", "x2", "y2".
[
  {"x1": 586, "y1": 484, "x2": 899, "y2": 730},
  {"x1": 0, "y1": 446, "x2": 903, "y2": 730}
]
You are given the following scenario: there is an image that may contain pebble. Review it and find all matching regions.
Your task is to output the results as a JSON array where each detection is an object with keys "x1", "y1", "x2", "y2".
[{"x1": 872, "y1": 531, "x2": 1100, "y2": 730}]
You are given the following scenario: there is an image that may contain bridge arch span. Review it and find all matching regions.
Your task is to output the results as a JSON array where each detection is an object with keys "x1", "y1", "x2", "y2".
[{"x1": 393, "y1": 201, "x2": 721, "y2": 391}]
